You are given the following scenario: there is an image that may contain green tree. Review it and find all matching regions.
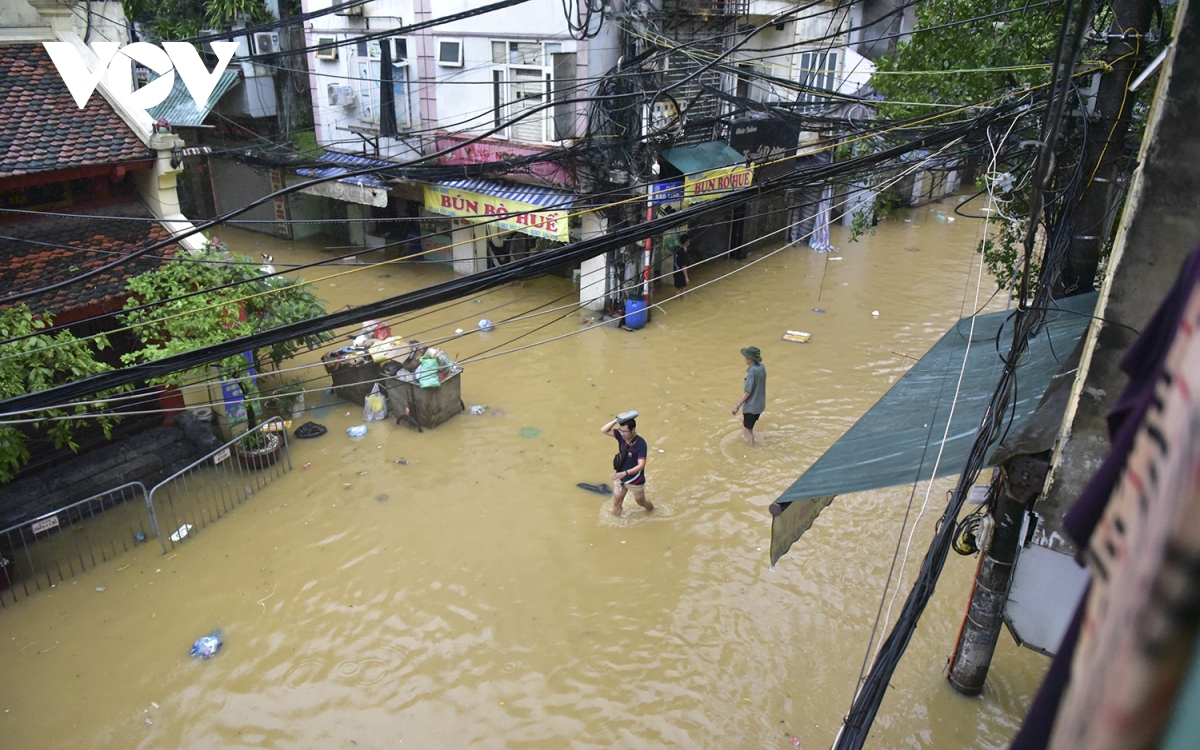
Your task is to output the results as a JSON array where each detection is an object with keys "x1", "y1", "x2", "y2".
[
  {"x1": 0, "y1": 306, "x2": 128, "y2": 483},
  {"x1": 119, "y1": 250, "x2": 332, "y2": 430},
  {"x1": 861, "y1": 0, "x2": 1065, "y2": 285},
  {"x1": 870, "y1": 0, "x2": 1064, "y2": 121},
  {"x1": 121, "y1": 0, "x2": 271, "y2": 41}
]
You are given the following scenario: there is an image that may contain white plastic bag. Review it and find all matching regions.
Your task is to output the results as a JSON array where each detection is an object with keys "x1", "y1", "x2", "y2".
[{"x1": 363, "y1": 384, "x2": 388, "y2": 422}]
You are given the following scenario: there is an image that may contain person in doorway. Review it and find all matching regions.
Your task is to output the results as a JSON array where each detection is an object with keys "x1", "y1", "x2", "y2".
[
  {"x1": 673, "y1": 233, "x2": 692, "y2": 292},
  {"x1": 732, "y1": 346, "x2": 766, "y2": 447},
  {"x1": 600, "y1": 413, "x2": 653, "y2": 517}
]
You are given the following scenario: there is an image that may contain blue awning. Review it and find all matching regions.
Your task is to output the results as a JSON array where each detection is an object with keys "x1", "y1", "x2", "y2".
[
  {"x1": 435, "y1": 178, "x2": 576, "y2": 210},
  {"x1": 769, "y1": 292, "x2": 1098, "y2": 565}
]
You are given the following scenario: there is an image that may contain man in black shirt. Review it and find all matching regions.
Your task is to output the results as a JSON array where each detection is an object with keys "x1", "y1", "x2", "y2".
[{"x1": 600, "y1": 413, "x2": 654, "y2": 517}]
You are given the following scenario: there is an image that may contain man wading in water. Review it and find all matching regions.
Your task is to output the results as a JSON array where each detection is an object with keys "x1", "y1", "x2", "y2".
[{"x1": 600, "y1": 413, "x2": 654, "y2": 517}]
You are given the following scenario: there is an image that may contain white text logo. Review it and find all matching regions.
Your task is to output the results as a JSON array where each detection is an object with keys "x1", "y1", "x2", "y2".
[{"x1": 43, "y1": 41, "x2": 239, "y2": 114}]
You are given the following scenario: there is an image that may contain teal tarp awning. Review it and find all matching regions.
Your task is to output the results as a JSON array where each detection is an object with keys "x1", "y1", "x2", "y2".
[
  {"x1": 660, "y1": 141, "x2": 746, "y2": 175},
  {"x1": 769, "y1": 293, "x2": 1098, "y2": 565}
]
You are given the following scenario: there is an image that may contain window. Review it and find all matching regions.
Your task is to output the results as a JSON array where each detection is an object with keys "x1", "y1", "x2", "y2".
[
  {"x1": 315, "y1": 37, "x2": 338, "y2": 61},
  {"x1": 437, "y1": 39, "x2": 463, "y2": 67},
  {"x1": 355, "y1": 39, "x2": 411, "y2": 129},
  {"x1": 797, "y1": 51, "x2": 838, "y2": 103},
  {"x1": 490, "y1": 41, "x2": 577, "y2": 143}
]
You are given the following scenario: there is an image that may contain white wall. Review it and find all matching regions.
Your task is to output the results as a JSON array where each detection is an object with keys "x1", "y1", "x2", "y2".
[{"x1": 302, "y1": 0, "x2": 616, "y2": 157}]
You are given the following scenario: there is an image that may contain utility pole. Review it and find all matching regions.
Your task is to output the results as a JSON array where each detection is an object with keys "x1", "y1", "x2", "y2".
[
  {"x1": 946, "y1": 456, "x2": 1049, "y2": 695},
  {"x1": 1055, "y1": 0, "x2": 1154, "y2": 296}
]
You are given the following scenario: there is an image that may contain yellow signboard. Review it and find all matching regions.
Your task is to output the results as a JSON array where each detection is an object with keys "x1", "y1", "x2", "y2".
[
  {"x1": 423, "y1": 184, "x2": 569, "y2": 243},
  {"x1": 683, "y1": 164, "x2": 755, "y2": 206}
]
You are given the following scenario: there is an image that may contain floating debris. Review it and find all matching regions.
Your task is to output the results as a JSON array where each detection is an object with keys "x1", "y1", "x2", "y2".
[
  {"x1": 375, "y1": 494, "x2": 389, "y2": 503},
  {"x1": 782, "y1": 330, "x2": 811, "y2": 344},
  {"x1": 189, "y1": 630, "x2": 223, "y2": 659},
  {"x1": 519, "y1": 427, "x2": 542, "y2": 438},
  {"x1": 577, "y1": 483, "x2": 612, "y2": 495},
  {"x1": 169, "y1": 524, "x2": 192, "y2": 543}
]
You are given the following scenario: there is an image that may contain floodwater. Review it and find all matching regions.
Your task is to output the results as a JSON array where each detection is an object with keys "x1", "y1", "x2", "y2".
[{"x1": 0, "y1": 196, "x2": 1047, "y2": 749}]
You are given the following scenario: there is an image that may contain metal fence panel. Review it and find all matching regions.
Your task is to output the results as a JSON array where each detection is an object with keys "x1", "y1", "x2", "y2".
[
  {"x1": 148, "y1": 418, "x2": 292, "y2": 554},
  {"x1": 0, "y1": 482, "x2": 153, "y2": 607}
]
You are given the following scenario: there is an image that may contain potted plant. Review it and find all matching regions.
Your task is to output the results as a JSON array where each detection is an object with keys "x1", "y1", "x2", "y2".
[
  {"x1": 234, "y1": 428, "x2": 281, "y2": 470},
  {"x1": 272, "y1": 381, "x2": 306, "y2": 420}
]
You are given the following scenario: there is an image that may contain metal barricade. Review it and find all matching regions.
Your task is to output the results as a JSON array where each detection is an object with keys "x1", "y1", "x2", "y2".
[
  {"x1": 0, "y1": 482, "x2": 153, "y2": 607},
  {"x1": 147, "y1": 418, "x2": 292, "y2": 553}
]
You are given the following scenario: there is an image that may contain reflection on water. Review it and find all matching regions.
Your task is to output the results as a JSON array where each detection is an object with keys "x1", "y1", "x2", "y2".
[{"x1": 0, "y1": 197, "x2": 1045, "y2": 749}]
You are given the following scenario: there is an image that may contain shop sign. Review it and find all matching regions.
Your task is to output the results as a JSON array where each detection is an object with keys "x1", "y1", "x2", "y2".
[
  {"x1": 729, "y1": 119, "x2": 799, "y2": 162},
  {"x1": 423, "y1": 185, "x2": 568, "y2": 243},
  {"x1": 683, "y1": 164, "x2": 755, "y2": 206},
  {"x1": 649, "y1": 179, "x2": 684, "y2": 207}
]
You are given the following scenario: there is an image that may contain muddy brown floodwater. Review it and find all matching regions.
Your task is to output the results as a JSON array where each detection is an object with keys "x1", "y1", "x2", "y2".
[{"x1": 0, "y1": 196, "x2": 1047, "y2": 749}]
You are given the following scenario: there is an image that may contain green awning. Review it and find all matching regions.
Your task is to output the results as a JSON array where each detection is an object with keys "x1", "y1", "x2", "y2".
[
  {"x1": 769, "y1": 292, "x2": 1098, "y2": 565},
  {"x1": 146, "y1": 70, "x2": 239, "y2": 128},
  {"x1": 660, "y1": 141, "x2": 746, "y2": 175}
]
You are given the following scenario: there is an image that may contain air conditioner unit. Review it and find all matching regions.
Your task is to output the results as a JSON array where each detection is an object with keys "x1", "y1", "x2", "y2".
[
  {"x1": 315, "y1": 37, "x2": 338, "y2": 61},
  {"x1": 327, "y1": 84, "x2": 356, "y2": 106},
  {"x1": 253, "y1": 32, "x2": 280, "y2": 55}
]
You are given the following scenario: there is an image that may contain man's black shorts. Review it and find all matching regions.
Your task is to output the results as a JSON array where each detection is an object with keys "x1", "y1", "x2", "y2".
[{"x1": 743, "y1": 412, "x2": 760, "y2": 429}]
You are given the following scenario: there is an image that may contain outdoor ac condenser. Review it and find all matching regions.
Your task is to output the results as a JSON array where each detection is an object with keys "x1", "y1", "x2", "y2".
[
  {"x1": 327, "y1": 84, "x2": 356, "y2": 106},
  {"x1": 253, "y1": 32, "x2": 280, "y2": 55}
]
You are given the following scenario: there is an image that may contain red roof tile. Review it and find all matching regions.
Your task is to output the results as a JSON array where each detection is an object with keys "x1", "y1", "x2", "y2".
[
  {"x1": 0, "y1": 43, "x2": 153, "y2": 178},
  {"x1": 0, "y1": 202, "x2": 178, "y2": 317}
]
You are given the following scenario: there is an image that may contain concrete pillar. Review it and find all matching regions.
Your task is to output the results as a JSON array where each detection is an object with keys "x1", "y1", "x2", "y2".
[{"x1": 580, "y1": 212, "x2": 608, "y2": 311}]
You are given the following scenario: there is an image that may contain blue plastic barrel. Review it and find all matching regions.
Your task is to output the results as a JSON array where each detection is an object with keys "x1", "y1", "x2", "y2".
[{"x1": 624, "y1": 298, "x2": 647, "y2": 330}]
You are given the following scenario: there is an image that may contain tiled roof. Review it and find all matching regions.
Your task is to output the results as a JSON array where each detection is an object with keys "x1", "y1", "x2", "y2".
[
  {"x1": 0, "y1": 203, "x2": 178, "y2": 317},
  {"x1": 0, "y1": 43, "x2": 153, "y2": 178}
]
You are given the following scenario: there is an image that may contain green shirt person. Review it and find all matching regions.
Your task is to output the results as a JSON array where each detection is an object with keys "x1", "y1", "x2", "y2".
[{"x1": 732, "y1": 346, "x2": 766, "y2": 447}]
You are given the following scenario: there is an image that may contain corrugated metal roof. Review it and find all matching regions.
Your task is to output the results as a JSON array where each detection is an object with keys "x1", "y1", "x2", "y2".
[
  {"x1": 436, "y1": 177, "x2": 576, "y2": 209},
  {"x1": 298, "y1": 150, "x2": 394, "y2": 189},
  {"x1": 146, "y1": 70, "x2": 240, "y2": 128}
]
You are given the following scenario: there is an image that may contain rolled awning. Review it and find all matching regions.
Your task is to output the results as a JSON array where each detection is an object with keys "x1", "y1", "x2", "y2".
[
  {"x1": 660, "y1": 141, "x2": 754, "y2": 206},
  {"x1": 424, "y1": 178, "x2": 575, "y2": 243},
  {"x1": 769, "y1": 292, "x2": 1098, "y2": 565}
]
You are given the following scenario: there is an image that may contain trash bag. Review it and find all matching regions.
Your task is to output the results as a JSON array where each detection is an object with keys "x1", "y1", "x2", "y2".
[
  {"x1": 294, "y1": 421, "x2": 327, "y2": 439},
  {"x1": 363, "y1": 384, "x2": 388, "y2": 421},
  {"x1": 416, "y1": 356, "x2": 442, "y2": 388}
]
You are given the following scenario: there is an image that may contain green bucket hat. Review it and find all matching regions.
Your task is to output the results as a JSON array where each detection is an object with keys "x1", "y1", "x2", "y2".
[{"x1": 741, "y1": 346, "x2": 762, "y2": 363}]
